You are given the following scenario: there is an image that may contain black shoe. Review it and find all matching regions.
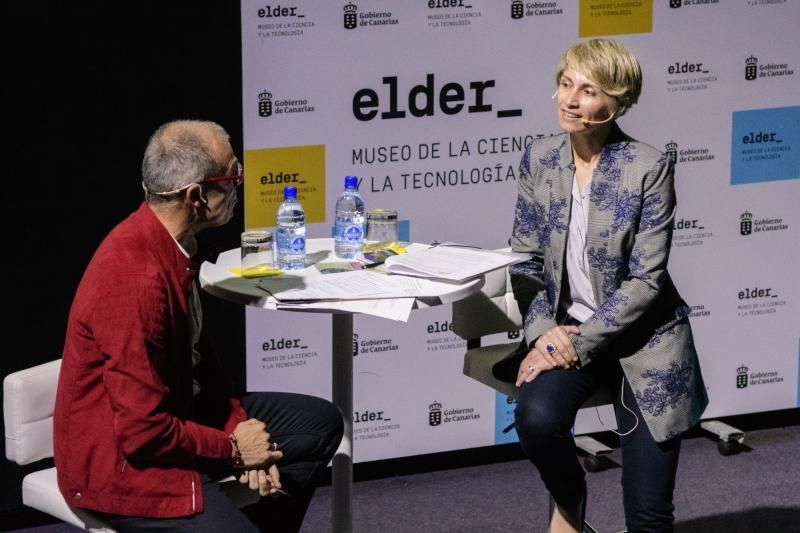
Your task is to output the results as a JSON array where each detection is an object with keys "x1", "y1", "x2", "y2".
[{"x1": 548, "y1": 493, "x2": 597, "y2": 533}]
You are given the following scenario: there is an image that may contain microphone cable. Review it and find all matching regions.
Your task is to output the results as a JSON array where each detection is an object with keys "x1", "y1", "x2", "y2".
[{"x1": 594, "y1": 377, "x2": 639, "y2": 437}]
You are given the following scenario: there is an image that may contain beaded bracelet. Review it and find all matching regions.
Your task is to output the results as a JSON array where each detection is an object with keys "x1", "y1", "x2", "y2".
[{"x1": 229, "y1": 433, "x2": 245, "y2": 470}]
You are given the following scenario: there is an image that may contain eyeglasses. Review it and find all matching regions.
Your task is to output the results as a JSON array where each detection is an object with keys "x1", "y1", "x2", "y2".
[
  {"x1": 143, "y1": 161, "x2": 244, "y2": 197},
  {"x1": 203, "y1": 161, "x2": 244, "y2": 189}
]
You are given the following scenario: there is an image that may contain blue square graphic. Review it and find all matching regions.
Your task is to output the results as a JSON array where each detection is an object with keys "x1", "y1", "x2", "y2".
[
  {"x1": 397, "y1": 220, "x2": 410, "y2": 242},
  {"x1": 731, "y1": 106, "x2": 800, "y2": 185},
  {"x1": 494, "y1": 391, "x2": 519, "y2": 444}
]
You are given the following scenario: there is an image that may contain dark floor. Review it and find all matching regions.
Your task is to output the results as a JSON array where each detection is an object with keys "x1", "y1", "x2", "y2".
[
  {"x1": 7, "y1": 425, "x2": 800, "y2": 532},
  {"x1": 299, "y1": 425, "x2": 800, "y2": 533}
]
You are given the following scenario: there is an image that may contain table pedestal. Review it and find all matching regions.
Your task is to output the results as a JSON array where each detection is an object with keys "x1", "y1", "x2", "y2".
[
  {"x1": 198, "y1": 242, "x2": 484, "y2": 533},
  {"x1": 331, "y1": 313, "x2": 353, "y2": 533}
]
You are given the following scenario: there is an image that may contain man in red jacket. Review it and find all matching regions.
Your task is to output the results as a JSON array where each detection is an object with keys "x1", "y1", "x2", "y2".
[{"x1": 54, "y1": 120, "x2": 342, "y2": 531}]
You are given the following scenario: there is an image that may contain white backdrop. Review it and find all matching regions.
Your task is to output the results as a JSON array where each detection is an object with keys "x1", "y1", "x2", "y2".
[{"x1": 240, "y1": 0, "x2": 800, "y2": 462}]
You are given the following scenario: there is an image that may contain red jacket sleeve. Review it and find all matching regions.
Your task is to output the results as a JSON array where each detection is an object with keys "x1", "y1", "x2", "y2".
[{"x1": 223, "y1": 397, "x2": 248, "y2": 436}]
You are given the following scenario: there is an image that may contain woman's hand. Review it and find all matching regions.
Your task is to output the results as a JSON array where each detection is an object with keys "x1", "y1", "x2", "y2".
[{"x1": 515, "y1": 325, "x2": 580, "y2": 386}]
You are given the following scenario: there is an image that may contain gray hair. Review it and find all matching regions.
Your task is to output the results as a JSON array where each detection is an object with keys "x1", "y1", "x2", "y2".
[{"x1": 142, "y1": 120, "x2": 230, "y2": 204}]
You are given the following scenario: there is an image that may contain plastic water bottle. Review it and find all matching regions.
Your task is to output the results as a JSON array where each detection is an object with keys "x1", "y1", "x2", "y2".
[
  {"x1": 334, "y1": 176, "x2": 366, "y2": 259},
  {"x1": 276, "y1": 186, "x2": 306, "y2": 270}
]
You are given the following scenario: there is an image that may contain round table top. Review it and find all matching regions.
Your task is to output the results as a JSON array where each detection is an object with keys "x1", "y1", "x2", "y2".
[{"x1": 199, "y1": 238, "x2": 483, "y2": 312}]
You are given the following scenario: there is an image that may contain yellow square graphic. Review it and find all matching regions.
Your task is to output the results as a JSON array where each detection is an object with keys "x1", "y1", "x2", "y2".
[
  {"x1": 579, "y1": 0, "x2": 652, "y2": 37},
  {"x1": 244, "y1": 145, "x2": 326, "y2": 230}
]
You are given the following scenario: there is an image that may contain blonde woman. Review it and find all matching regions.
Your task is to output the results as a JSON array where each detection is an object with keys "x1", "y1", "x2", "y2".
[{"x1": 504, "y1": 39, "x2": 708, "y2": 532}]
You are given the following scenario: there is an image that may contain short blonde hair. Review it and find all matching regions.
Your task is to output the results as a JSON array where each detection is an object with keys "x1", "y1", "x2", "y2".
[{"x1": 556, "y1": 39, "x2": 642, "y2": 117}]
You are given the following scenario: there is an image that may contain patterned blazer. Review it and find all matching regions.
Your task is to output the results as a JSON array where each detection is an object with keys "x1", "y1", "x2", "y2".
[{"x1": 509, "y1": 124, "x2": 708, "y2": 442}]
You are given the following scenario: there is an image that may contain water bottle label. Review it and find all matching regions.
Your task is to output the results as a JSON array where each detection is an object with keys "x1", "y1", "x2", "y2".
[
  {"x1": 289, "y1": 236, "x2": 305, "y2": 252},
  {"x1": 343, "y1": 225, "x2": 363, "y2": 242}
]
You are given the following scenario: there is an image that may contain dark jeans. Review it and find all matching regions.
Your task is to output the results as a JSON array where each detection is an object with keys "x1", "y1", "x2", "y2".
[
  {"x1": 98, "y1": 392, "x2": 343, "y2": 532},
  {"x1": 514, "y1": 359, "x2": 681, "y2": 533}
]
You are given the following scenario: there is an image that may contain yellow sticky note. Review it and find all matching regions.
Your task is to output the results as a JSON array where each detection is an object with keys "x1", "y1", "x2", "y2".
[
  {"x1": 579, "y1": 0, "x2": 652, "y2": 37},
  {"x1": 229, "y1": 265, "x2": 284, "y2": 278},
  {"x1": 363, "y1": 242, "x2": 408, "y2": 254},
  {"x1": 244, "y1": 145, "x2": 326, "y2": 230}
]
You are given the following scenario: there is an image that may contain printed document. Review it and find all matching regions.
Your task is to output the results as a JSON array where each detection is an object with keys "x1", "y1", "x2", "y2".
[
  {"x1": 257, "y1": 270, "x2": 451, "y2": 301},
  {"x1": 383, "y1": 246, "x2": 522, "y2": 282}
]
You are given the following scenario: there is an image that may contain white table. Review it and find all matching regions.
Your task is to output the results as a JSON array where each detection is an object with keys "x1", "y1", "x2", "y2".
[{"x1": 200, "y1": 238, "x2": 483, "y2": 533}]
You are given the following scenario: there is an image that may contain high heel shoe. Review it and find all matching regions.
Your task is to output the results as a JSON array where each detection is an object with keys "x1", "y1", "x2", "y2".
[{"x1": 548, "y1": 493, "x2": 597, "y2": 533}]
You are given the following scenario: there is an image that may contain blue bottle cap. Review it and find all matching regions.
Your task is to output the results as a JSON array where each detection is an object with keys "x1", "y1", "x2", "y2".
[
  {"x1": 284, "y1": 186, "x2": 297, "y2": 199},
  {"x1": 344, "y1": 176, "x2": 358, "y2": 189}
]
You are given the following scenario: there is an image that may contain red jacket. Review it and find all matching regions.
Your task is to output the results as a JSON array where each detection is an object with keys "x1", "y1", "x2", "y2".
[{"x1": 54, "y1": 202, "x2": 247, "y2": 517}]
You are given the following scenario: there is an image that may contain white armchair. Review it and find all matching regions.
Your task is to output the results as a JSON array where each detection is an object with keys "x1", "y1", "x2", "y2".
[
  {"x1": 4, "y1": 359, "x2": 113, "y2": 530},
  {"x1": 4, "y1": 360, "x2": 257, "y2": 531}
]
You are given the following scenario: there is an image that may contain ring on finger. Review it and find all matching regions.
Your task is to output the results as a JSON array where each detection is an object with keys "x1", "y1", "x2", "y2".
[
  {"x1": 545, "y1": 342, "x2": 557, "y2": 354},
  {"x1": 268, "y1": 441, "x2": 279, "y2": 452}
]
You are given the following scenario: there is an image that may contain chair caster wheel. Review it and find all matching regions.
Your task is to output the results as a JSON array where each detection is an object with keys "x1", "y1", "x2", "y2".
[
  {"x1": 584, "y1": 454, "x2": 603, "y2": 472},
  {"x1": 717, "y1": 440, "x2": 740, "y2": 456}
]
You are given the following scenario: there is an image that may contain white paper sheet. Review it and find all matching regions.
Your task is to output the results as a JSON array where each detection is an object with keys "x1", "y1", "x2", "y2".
[
  {"x1": 257, "y1": 269, "x2": 469, "y2": 301},
  {"x1": 276, "y1": 297, "x2": 415, "y2": 322},
  {"x1": 383, "y1": 246, "x2": 522, "y2": 282}
]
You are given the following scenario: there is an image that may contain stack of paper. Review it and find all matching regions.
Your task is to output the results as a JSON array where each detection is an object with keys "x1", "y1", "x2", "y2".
[
  {"x1": 383, "y1": 245, "x2": 523, "y2": 282},
  {"x1": 251, "y1": 245, "x2": 522, "y2": 322},
  {"x1": 257, "y1": 270, "x2": 464, "y2": 302},
  {"x1": 256, "y1": 271, "x2": 459, "y2": 322}
]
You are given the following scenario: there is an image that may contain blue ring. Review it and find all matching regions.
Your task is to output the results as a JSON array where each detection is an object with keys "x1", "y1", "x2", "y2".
[{"x1": 546, "y1": 343, "x2": 557, "y2": 354}]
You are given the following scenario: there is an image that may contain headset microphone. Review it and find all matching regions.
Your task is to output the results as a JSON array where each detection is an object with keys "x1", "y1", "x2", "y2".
[
  {"x1": 581, "y1": 110, "x2": 616, "y2": 127},
  {"x1": 199, "y1": 189, "x2": 209, "y2": 205},
  {"x1": 551, "y1": 90, "x2": 558, "y2": 99}
]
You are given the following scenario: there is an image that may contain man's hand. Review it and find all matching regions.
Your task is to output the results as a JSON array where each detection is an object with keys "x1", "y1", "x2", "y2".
[
  {"x1": 239, "y1": 464, "x2": 282, "y2": 497},
  {"x1": 232, "y1": 419, "x2": 283, "y2": 468},
  {"x1": 515, "y1": 325, "x2": 580, "y2": 386}
]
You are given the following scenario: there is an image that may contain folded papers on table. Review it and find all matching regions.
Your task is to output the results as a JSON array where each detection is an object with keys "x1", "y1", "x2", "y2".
[{"x1": 383, "y1": 245, "x2": 524, "y2": 282}]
